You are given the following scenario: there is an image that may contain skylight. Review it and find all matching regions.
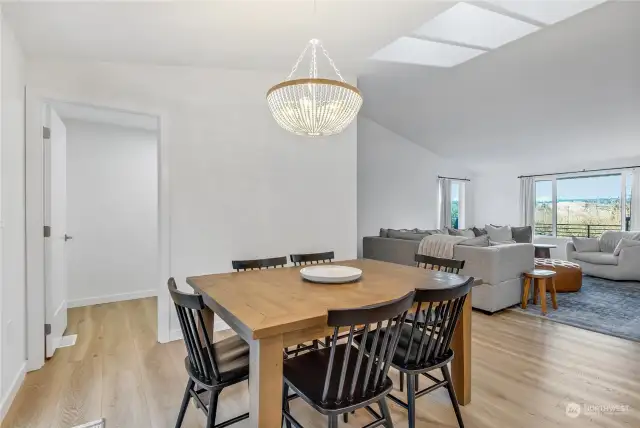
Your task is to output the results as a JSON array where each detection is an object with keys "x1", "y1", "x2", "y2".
[
  {"x1": 369, "y1": 1, "x2": 609, "y2": 68},
  {"x1": 488, "y1": 0, "x2": 609, "y2": 25},
  {"x1": 370, "y1": 37, "x2": 486, "y2": 68},
  {"x1": 413, "y1": 2, "x2": 540, "y2": 50}
]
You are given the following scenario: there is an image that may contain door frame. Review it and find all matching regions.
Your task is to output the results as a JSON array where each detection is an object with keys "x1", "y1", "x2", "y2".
[{"x1": 25, "y1": 87, "x2": 172, "y2": 371}]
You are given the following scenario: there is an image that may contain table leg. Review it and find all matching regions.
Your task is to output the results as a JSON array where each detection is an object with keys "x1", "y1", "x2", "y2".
[
  {"x1": 521, "y1": 277, "x2": 530, "y2": 309},
  {"x1": 540, "y1": 279, "x2": 547, "y2": 315},
  {"x1": 451, "y1": 292, "x2": 471, "y2": 406},
  {"x1": 199, "y1": 306, "x2": 215, "y2": 345},
  {"x1": 551, "y1": 277, "x2": 558, "y2": 310},
  {"x1": 249, "y1": 335, "x2": 284, "y2": 428}
]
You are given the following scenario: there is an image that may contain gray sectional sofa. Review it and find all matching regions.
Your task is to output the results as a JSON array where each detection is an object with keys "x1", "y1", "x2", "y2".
[{"x1": 363, "y1": 228, "x2": 534, "y2": 313}]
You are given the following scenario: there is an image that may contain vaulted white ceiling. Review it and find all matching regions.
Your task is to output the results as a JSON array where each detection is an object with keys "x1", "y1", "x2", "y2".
[
  {"x1": 2, "y1": 0, "x2": 452, "y2": 73},
  {"x1": 360, "y1": 1, "x2": 640, "y2": 173}
]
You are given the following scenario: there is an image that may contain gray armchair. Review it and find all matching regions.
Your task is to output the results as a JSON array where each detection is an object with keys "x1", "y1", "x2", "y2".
[{"x1": 567, "y1": 231, "x2": 640, "y2": 281}]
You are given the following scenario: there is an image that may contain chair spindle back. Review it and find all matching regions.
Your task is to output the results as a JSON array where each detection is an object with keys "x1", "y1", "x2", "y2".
[
  {"x1": 231, "y1": 256, "x2": 287, "y2": 272},
  {"x1": 402, "y1": 278, "x2": 473, "y2": 368},
  {"x1": 168, "y1": 278, "x2": 220, "y2": 383},
  {"x1": 414, "y1": 254, "x2": 465, "y2": 273},
  {"x1": 290, "y1": 251, "x2": 335, "y2": 266},
  {"x1": 321, "y1": 292, "x2": 415, "y2": 405}
]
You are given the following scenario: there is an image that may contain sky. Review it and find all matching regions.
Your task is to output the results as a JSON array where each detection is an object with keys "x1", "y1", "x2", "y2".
[{"x1": 536, "y1": 173, "x2": 632, "y2": 201}]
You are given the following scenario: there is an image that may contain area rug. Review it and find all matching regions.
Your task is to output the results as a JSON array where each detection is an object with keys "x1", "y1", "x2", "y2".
[{"x1": 510, "y1": 275, "x2": 640, "y2": 342}]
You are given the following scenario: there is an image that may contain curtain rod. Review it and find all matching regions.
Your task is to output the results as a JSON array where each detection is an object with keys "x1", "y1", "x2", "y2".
[
  {"x1": 518, "y1": 165, "x2": 640, "y2": 179},
  {"x1": 438, "y1": 175, "x2": 471, "y2": 182}
]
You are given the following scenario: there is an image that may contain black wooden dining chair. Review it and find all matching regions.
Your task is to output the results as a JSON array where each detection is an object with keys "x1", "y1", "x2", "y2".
[
  {"x1": 401, "y1": 254, "x2": 467, "y2": 392},
  {"x1": 355, "y1": 278, "x2": 473, "y2": 428},
  {"x1": 414, "y1": 254, "x2": 465, "y2": 273},
  {"x1": 231, "y1": 256, "x2": 287, "y2": 271},
  {"x1": 168, "y1": 278, "x2": 250, "y2": 428},
  {"x1": 282, "y1": 291, "x2": 415, "y2": 428},
  {"x1": 290, "y1": 251, "x2": 335, "y2": 266}
]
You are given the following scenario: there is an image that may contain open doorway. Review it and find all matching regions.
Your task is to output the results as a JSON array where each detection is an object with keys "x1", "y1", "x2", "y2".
[{"x1": 26, "y1": 98, "x2": 162, "y2": 369}]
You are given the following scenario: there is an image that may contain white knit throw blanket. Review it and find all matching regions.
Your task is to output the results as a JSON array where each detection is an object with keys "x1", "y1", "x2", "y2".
[{"x1": 417, "y1": 234, "x2": 469, "y2": 259}]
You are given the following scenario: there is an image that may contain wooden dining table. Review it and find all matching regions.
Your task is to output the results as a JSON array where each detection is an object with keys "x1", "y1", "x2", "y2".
[{"x1": 187, "y1": 258, "x2": 473, "y2": 428}]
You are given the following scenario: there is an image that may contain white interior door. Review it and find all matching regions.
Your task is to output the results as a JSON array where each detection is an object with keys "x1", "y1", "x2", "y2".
[{"x1": 43, "y1": 105, "x2": 68, "y2": 358}]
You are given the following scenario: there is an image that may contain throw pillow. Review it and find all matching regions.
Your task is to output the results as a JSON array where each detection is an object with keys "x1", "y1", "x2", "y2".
[
  {"x1": 489, "y1": 239, "x2": 516, "y2": 246},
  {"x1": 511, "y1": 226, "x2": 532, "y2": 243},
  {"x1": 457, "y1": 235, "x2": 490, "y2": 247},
  {"x1": 413, "y1": 228, "x2": 433, "y2": 235},
  {"x1": 387, "y1": 229, "x2": 426, "y2": 240},
  {"x1": 572, "y1": 237, "x2": 599, "y2": 253},
  {"x1": 379, "y1": 228, "x2": 388, "y2": 238},
  {"x1": 613, "y1": 238, "x2": 640, "y2": 256},
  {"x1": 425, "y1": 228, "x2": 449, "y2": 235},
  {"x1": 485, "y1": 224, "x2": 512, "y2": 242},
  {"x1": 446, "y1": 227, "x2": 475, "y2": 238},
  {"x1": 472, "y1": 227, "x2": 487, "y2": 237}
]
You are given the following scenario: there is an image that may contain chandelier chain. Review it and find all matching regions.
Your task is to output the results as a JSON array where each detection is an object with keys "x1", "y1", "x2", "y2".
[
  {"x1": 309, "y1": 41, "x2": 318, "y2": 78},
  {"x1": 320, "y1": 43, "x2": 345, "y2": 82},
  {"x1": 286, "y1": 42, "x2": 311, "y2": 81}
]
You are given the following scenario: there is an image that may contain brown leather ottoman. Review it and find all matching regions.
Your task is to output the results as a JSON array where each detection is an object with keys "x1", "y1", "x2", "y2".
[{"x1": 534, "y1": 258, "x2": 582, "y2": 292}]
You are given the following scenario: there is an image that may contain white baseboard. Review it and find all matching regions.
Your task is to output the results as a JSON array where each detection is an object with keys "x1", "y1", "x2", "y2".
[
  {"x1": 67, "y1": 289, "x2": 157, "y2": 308},
  {"x1": 0, "y1": 362, "x2": 26, "y2": 422},
  {"x1": 169, "y1": 319, "x2": 231, "y2": 342}
]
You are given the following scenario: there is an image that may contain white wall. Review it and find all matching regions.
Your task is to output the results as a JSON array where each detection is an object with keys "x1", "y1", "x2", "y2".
[
  {"x1": 0, "y1": 11, "x2": 26, "y2": 419},
  {"x1": 357, "y1": 116, "x2": 474, "y2": 256},
  {"x1": 65, "y1": 119, "x2": 158, "y2": 306},
  {"x1": 27, "y1": 60, "x2": 358, "y2": 340},
  {"x1": 474, "y1": 155, "x2": 640, "y2": 260}
]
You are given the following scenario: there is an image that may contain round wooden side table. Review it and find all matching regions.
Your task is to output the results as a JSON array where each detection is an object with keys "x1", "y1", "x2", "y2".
[{"x1": 522, "y1": 270, "x2": 558, "y2": 315}]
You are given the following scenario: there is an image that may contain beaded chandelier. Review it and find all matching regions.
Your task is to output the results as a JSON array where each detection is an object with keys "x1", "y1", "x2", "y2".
[{"x1": 266, "y1": 39, "x2": 363, "y2": 137}]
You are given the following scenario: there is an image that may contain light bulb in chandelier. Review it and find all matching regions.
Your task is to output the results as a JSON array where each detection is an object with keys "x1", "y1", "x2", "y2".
[{"x1": 266, "y1": 39, "x2": 363, "y2": 137}]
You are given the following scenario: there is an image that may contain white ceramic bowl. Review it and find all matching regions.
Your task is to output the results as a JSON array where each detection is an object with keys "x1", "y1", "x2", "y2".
[{"x1": 300, "y1": 265, "x2": 362, "y2": 284}]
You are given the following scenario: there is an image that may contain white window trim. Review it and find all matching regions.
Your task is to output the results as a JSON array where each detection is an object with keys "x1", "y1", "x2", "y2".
[{"x1": 534, "y1": 170, "x2": 630, "y2": 237}]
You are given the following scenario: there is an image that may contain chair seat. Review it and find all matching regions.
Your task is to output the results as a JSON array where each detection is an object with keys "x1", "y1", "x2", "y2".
[
  {"x1": 283, "y1": 343, "x2": 393, "y2": 413},
  {"x1": 354, "y1": 325, "x2": 454, "y2": 371},
  {"x1": 185, "y1": 335, "x2": 250, "y2": 385}
]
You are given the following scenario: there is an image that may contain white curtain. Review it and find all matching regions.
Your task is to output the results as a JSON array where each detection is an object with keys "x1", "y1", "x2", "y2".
[
  {"x1": 631, "y1": 169, "x2": 640, "y2": 230},
  {"x1": 519, "y1": 176, "x2": 535, "y2": 227},
  {"x1": 438, "y1": 178, "x2": 452, "y2": 229}
]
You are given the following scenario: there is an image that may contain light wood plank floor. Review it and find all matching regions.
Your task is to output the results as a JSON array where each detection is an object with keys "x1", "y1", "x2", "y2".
[{"x1": 3, "y1": 298, "x2": 638, "y2": 428}]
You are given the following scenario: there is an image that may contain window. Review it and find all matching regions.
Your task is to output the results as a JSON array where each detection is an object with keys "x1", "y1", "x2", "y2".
[
  {"x1": 451, "y1": 182, "x2": 460, "y2": 229},
  {"x1": 450, "y1": 181, "x2": 466, "y2": 229},
  {"x1": 535, "y1": 173, "x2": 630, "y2": 237}
]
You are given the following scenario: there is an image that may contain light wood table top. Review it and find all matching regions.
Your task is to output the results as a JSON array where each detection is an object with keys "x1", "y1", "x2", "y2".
[
  {"x1": 187, "y1": 258, "x2": 473, "y2": 340},
  {"x1": 188, "y1": 258, "x2": 475, "y2": 428}
]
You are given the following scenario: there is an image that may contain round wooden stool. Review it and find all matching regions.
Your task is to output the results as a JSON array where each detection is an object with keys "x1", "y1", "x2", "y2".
[{"x1": 522, "y1": 270, "x2": 558, "y2": 315}]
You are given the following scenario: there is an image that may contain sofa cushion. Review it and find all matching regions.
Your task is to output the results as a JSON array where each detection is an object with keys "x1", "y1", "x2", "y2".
[
  {"x1": 598, "y1": 231, "x2": 640, "y2": 253},
  {"x1": 511, "y1": 226, "x2": 532, "y2": 243},
  {"x1": 457, "y1": 235, "x2": 490, "y2": 247},
  {"x1": 490, "y1": 240, "x2": 516, "y2": 246},
  {"x1": 387, "y1": 229, "x2": 428, "y2": 241},
  {"x1": 572, "y1": 251, "x2": 618, "y2": 265},
  {"x1": 485, "y1": 224, "x2": 512, "y2": 242},
  {"x1": 379, "y1": 228, "x2": 388, "y2": 238},
  {"x1": 416, "y1": 228, "x2": 448, "y2": 235},
  {"x1": 447, "y1": 227, "x2": 475, "y2": 238},
  {"x1": 572, "y1": 237, "x2": 600, "y2": 253},
  {"x1": 613, "y1": 238, "x2": 640, "y2": 256},
  {"x1": 472, "y1": 227, "x2": 487, "y2": 237}
]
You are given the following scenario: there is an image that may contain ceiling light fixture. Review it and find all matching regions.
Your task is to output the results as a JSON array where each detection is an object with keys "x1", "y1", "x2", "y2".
[{"x1": 266, "y1": 38, "x2": 362, "y2": 137}]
